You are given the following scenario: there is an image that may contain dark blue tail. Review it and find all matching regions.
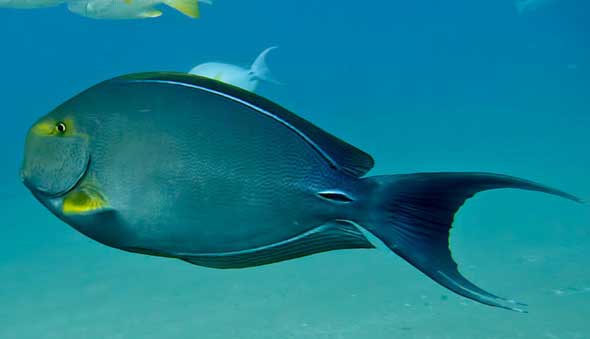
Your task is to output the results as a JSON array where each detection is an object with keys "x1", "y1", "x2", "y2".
[{"x1": 360, "y1": 172, "x2": 581, "y2": 312}]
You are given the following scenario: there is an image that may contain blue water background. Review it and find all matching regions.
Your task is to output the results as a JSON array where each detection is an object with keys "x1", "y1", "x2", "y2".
[{"x1": 1, "y1": 1, "x2": 589, "y2": 338}]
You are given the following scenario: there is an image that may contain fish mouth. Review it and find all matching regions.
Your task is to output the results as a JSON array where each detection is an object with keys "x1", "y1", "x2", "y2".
[{"x1": 24, "y1": 156, "x2": 91, "y2": 200}]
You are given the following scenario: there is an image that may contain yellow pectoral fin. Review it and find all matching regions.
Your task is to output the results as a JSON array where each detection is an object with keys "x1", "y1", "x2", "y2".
[
  {"x1": 63, "y1": 188, "x2": 109, "y2": 215},
  {"x1": 165, "y1": 0, "x2": 199, "y2": 18}
]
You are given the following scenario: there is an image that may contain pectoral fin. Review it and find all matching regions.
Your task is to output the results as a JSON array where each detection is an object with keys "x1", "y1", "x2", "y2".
[
  {"x1": 139, "y1": 9, "x2": 163, "y2": 18},
  {"x1": 213, "y1": 72, "x2": 224, "y2": 81},
  {"x1": 63, "y1": 187, "x2": 109, "y2": 215}
]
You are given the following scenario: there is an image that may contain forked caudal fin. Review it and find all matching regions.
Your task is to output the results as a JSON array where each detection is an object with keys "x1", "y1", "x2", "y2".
[
  {"x1": 250, "y1": 47, "x2": 280, "y2": 84},
  {"x1": 360, "y1": 172, "x2": 581, "y2": 312},
  {"x1": 164, "y1": 0, "x2": 212, "y2": 18}
]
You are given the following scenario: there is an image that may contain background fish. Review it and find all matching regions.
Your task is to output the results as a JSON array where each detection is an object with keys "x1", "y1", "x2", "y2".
[
  {"x1": 21, "y1": 72, "x2": 581, "y2": 312},
  {"x1": 67, "y1": 0, "x2": 210, "y2": 19},
  {"x1": 189, "y1": 47, "x2": 278, "y2": 92},
  {"x1": 515, "y1": 0, "x2": 556, "y2": 14},
  {"x1": 0, "y1": 0, "x2": 63, "y2": 9}
]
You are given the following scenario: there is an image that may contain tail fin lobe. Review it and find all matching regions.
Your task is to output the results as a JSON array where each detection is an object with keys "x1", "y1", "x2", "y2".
[{"x1": 361, "y1": 172, "x2": 580, "y2": 311}]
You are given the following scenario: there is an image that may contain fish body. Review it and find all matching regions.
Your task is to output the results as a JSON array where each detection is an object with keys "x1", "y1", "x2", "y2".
[
  {"x1": 189, "y1": 47, "x2": 277, "y2": 92},
  {"x1": 21, "y1": 72, "x2": 580, "y2": 312},
  {"x1": 0, "y1": 0, "x2": 63, "y2": 9},
  {"x1": 67, "y1": 0, "x2": 208, "y2": 19}
]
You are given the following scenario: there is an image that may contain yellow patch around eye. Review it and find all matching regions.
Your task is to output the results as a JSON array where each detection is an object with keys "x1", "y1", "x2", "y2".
[
  {"x1": 63, "y1": 187, "x2": 108, "y2": 215},
  {"x1": 32, "y1": 120, "x2": 57, "y2": 136},
  {"x1": 58, "y1": 117, "x2": 77, "y2": 136},
  {"x1": 32, "y1": 117, "x2": 80, "y2": 137}
]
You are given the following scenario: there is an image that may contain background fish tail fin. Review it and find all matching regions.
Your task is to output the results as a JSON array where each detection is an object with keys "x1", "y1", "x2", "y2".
[
  {"x1": 358, "y1": 172, "x2": 581, "y2": 312},
  {"x1": 250, "y1": 46, "x2": 281, "y2": 84},
  {"x1": 164, "y1": 0, "x2": 200, "y2": 18}
]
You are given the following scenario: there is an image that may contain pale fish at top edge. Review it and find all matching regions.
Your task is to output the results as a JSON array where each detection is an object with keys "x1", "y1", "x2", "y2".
[
  {"x1": 0, "y1": 0, "x2": 63, "y2": 9},
  {"x1": 67, "y1": 0, "x2": 212, "y2": 19},
  {"x1": 189, "y1": 47, "x2": 279, "y2": 92}
]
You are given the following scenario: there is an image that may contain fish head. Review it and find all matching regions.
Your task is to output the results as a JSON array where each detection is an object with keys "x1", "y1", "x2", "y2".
[
  {"x1": 21, "y1": 99, "x2": 131, "y2": 249},
  {"x1": 21, "y1": 111, "x2": 90, "y2": 201}
]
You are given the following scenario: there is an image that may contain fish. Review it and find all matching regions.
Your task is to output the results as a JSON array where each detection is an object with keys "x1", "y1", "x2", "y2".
[
  {"x1": 189, "y1": 47, "x2": 278, "y2": 92},
  {"x1": 515, "y1": 0, "x2": 556, "y2": 14},
  {"x1": 66, "y1": 0, "x2": 210, "y2": 19},
  {"x1": 0, "y1": 0, "x2": 63, "y2": 9},
  {"x1": 20, "y1": 72, "x2": 581, "y2": 312}
]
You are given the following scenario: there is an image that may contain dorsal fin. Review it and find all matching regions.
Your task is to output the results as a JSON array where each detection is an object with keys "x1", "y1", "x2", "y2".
[{"x1": 116, "y1": 72, "x2": 375, "y2": 177}]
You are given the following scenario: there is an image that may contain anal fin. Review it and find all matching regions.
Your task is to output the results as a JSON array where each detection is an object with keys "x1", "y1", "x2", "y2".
[{"x1": 180, "y1": 220, "x2": 374, "y2": 269}]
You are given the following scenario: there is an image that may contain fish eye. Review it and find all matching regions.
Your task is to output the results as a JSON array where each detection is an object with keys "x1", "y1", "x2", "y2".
[{"x1": 56, "y1": 122, "x2": 67, "y2": 134}]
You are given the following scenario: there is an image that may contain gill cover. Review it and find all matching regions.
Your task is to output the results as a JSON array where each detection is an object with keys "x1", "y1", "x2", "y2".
[{"x1": 22, "y1": 130, "x2": 89, "y2": 196}]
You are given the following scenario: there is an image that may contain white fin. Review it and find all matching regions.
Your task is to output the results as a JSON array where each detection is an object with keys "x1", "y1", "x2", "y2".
[
  {"x1": 249, "y1": 46, "x2": 281, "y2": 84},
  {"x1": 139, "y1": 9, "x2": 163, "y2": 18}
]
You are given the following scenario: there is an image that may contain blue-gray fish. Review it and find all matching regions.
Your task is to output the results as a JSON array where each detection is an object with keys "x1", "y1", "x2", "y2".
[{"x1": 20, "y1": 72, "x2": 581, "y2": 312}]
